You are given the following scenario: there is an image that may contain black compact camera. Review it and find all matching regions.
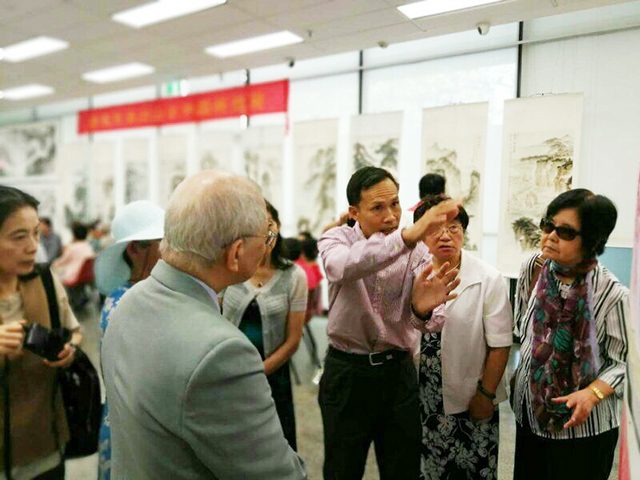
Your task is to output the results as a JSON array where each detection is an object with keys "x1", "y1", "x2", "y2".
[{"x1": 23, "y1": 324, "x2": 71, "y2": 361}]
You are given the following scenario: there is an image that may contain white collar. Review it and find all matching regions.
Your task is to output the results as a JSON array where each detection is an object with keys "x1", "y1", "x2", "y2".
[{"x1": 188, "y1": 275, "x2": 220, "y2": 314}]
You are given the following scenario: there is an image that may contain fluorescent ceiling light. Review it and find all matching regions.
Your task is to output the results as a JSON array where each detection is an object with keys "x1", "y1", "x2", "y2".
[
  {"x1": 113, "y1": 0, "x2": 227, "y2": 28},
  {"x1": 83, "y1": 62, "x2": 155, "y2": 83},
  {"x1": 205, "y1": 31, "x2": 303, "y2": 58},
  {"x1": 398, "y1": 0, "x2": 508, "y2": 19},
  {"x1": 1, "y1": 84, "x2": 54, "y2": 100},
  {"x1": 1, "y1": 36, "x2": 69, "y2": 62}
]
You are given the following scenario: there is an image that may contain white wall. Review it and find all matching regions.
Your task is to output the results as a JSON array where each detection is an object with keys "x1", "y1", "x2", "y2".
[{"x1": 521, "y1": 4, "x2": 640, "y2": 247}]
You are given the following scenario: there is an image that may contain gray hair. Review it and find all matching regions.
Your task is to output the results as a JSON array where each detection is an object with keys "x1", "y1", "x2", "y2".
[{"x1": 160, "y1": 172, "x2": 267, "y2": 269}]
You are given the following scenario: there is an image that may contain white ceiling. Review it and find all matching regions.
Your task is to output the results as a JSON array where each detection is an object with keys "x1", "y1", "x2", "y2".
[{"x1": 0, "y1": 0, "x2": 633, "y2": 111}]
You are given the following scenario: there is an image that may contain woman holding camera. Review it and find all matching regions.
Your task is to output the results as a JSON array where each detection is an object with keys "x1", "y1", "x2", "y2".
[
  {"x1": 512, "y1": 189, "x2": 628, "y2": 480},
  {"x1": 0, "y1": 185, "x2": 81, "y2": 480}
]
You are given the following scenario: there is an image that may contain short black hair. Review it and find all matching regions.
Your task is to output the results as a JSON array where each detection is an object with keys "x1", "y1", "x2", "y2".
[
  {"x1": 545, "y1": 189, "x2": 617, "y2": 258},
  {"x1": 40, "y1": 217, "x2": 52, "y2": 227},
  {"x1": 419, "y1": 173, "x2": 446, "y2": 198},
  {"x1": 347, "y1": 167, "x2": 399, "y2": 207},
  {"x1": 414, "y1": 194, "x2": 468, "y2": 230},
  {"x1": 266, "y1": 200, "x2": 292, "y2": 270},
  {"x1": 301, "y1": 237, "x2": 319, "y2": 261},
  {"x1": 298, "y1": 231, "x2": 313, "y2": 241},
  {"x1": 71, "y1": 222, "x2": 89, "y2": 240},
  {"x1": 281, "y1": 238, "x2": 302, "y2": 262},
  {"x1": 0, "y1": 185, "x2": 39, "y2": 231}
]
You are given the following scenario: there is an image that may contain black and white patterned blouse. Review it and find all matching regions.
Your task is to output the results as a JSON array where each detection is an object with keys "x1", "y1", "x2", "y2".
[{"x1": 512, "y1": 253, "x2": 629, "y2": 439}]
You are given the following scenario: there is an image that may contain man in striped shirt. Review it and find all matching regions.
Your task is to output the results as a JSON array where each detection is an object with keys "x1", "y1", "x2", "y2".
[{"x1": 318, "y1": 167, "x2": 460, "y2": 480}]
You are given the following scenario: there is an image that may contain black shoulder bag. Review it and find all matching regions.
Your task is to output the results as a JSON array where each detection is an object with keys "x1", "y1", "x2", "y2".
[{"x1": 40, "y1": 267, "x2": 102, "y2": 458}]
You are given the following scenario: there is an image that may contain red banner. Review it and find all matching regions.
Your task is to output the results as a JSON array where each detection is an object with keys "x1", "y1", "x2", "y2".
[{"x1": 78, "y1": 80, "x2": 288, "y2": 134}]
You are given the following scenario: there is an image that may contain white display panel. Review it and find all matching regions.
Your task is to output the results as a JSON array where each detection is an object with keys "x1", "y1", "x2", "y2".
[
  {"x1": 521, "y1": 26, "x2": 640, "y2": 247},
  {"x1": 292, "y1": 119, "x2": 339, "y2": 237},
  {"x1": 421, "y1": 103, "x2": 489, "y2": 253},
  {"x1": 349, "y1": 112, "x2": 403, "y2": 177},
  {"x1": 242, "y1": 125, "x2": 286, "y2": 210},
  {"x1": 497, "y1": 94, "x2": 584, "y2": 277}
]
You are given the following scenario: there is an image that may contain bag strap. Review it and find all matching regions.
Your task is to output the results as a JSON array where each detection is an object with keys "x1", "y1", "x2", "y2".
[
  {"x1": 3, "y1": 359, "x2": 12, "y2": 480},
  {"x1": 40, "y1": 267, "x2": 60, "y2": 330},
  {"x1": 39, "y1": 267, "x2": 64, "y2": 455}
]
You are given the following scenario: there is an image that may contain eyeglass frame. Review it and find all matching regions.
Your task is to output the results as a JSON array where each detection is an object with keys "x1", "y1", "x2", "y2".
[
  {"x1": 431, "y1": 221, "x2": 464, "y2": 237},
  {"x1": 246, "y1": 229, "x2": 278, "y2": 247},
  {"x1": 223, "y1": 229, "x2": 277, "y2": 249},
  {"x1": 539, "y1": 217, "x2": 581, "y2": 241}
]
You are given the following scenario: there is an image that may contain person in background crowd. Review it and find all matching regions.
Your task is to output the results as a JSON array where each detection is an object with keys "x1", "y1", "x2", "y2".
[
  {"x1": 413, "y1": 195, "x2": 512, "y2": 480},
  {"x1": 295, "y1": 235, "x2": 325, "y2": 373},
  {"x1": 512, "y1": 189, "x2": 628, "y2": 480},
  {"x1": 318, "y1": 166, "x2": 461, "y2": 480},
  {"x1": 419, "y1": 173, "x2": 446, "y2": 199},
  {"x1": 52, "y1": 222, "x2": 94, "y2": 288},
  {"x1": 102, "y1": 171, "x2": 306, "y2": 479},
  {"x1": 89, "y1": 221, "x2": 113, "y2": 256},
  {"x1": 94, "y1": 200, "x2": 165, "y2": 480},
  {"x1": 0, "y1": 186, "x2": 82, "y2": 480},
  {"x1": 222, "y1": 201, "x2": 307, "y2": 451},
  {"x1": 39, "y1": 217, "x2": 62, "y2": 263},
  {"x1": 296, "y1": 237, "x2": 324, "y2": 323},
  {"x1": 282, "y1": 237, "x2": 302, "y2": 262}
]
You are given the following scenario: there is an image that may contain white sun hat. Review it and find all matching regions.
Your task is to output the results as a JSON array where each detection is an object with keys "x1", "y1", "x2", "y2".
[{"x1": 95, "y1": 200, "x2": 165, "y2": 295}]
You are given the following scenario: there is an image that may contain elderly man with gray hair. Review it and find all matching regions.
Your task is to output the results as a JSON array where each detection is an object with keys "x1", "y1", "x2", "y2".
[{"x1": 101, "y1": 170, "x2": 306, "y2": 479}]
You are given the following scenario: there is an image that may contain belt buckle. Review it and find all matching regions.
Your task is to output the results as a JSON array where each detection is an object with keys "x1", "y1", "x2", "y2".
[{"x1": 369, "y1": 352, "x2": 384, "y2": 366}]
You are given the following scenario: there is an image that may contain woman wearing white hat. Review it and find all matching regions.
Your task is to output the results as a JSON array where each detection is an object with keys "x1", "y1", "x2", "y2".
[{"x1": 94, "y1": 201, "x2": 164, "y2": 480}]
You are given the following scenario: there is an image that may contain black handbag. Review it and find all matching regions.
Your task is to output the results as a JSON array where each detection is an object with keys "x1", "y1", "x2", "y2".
[{"x1": 40, "y1": 267, "x2": 103, "y2": 458}]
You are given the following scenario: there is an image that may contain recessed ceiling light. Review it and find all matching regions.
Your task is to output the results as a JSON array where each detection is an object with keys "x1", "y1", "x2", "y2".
[
  {"x1": 82, "y1": 63, "x2": 155, "y2": 83},
  {"x1": 1, "y1": 36, "x2": 69, "y2": 62},
  {"x1": 205, "y1": 31, "x2": 304, "y2": 58},
  {"x1": 398, "y1": 0, "x2": 509, "y2": 19},
  {"x1": 112, "y1": 0, "x2": 227, "y2": 28},
  {"x1": 1, "y1": 84, "x2": 54, "y2": 100}
]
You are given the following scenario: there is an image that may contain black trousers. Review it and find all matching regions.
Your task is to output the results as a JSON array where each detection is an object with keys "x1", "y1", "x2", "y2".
[
  {"x1": 33, "y1": 462, "x2": 65, "y2": 480},
  {"x1": 318, "y1": 347, "x2": 420, "y2": 480},
  {"x1": 514, "y1": 413, "x2": 618, "y2": 480}
]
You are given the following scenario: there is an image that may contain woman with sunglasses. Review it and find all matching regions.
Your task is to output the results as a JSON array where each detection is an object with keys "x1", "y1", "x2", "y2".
[
  {"x1": 512, "y1": 189, "x2": 628, "y2": 480},
  {"x1": 221, "y1": 200, "x2": 307, "y2": 450}
]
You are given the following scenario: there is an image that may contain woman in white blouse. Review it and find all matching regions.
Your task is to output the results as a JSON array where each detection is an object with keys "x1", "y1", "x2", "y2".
[
  {"x1": 512, "y1": 189, "x2": 628, "y2": 480},
  {"x1": 414, "y1": 195, "x2": 513, "y2": 480}
]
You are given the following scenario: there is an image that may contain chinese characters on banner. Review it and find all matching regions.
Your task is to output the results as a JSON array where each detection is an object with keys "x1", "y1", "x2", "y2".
[{"x1": 78, "y1": 80, "x2": 289, "y2": 134}]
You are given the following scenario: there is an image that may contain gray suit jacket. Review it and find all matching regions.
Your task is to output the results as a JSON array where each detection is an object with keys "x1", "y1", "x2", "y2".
[{"x1": 102, "y1": 260, "x2": 306, "y2": 479}]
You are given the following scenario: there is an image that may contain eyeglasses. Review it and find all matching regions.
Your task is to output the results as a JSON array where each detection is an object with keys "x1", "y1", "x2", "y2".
[
  {"x1": 258, "y1": 230, "x2": 277, "y2": 247},
  {"x1": 539, "y1": 218, "x2": 581, "y2": 241},
  {"x1": 433, "y1": 223, "x2": 463, "y2": 237}
]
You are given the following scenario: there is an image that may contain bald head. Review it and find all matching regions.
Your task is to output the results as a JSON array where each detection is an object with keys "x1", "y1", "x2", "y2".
[{"x1": 160, "y1": 170, "x2": 267, "y2": 269}]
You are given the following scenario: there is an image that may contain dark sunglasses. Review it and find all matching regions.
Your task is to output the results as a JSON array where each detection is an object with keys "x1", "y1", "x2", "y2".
[{"x1": 539, "y1": 217, "x2": 581, "y2": 241}]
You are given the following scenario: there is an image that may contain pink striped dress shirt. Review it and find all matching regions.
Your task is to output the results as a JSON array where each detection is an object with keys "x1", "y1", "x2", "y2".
[{"x1": 319, "y1": 222, "x2": 438, "y2": 354}]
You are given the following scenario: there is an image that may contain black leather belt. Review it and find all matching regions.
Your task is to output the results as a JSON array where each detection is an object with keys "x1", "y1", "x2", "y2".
[{"x1": 328, "y1": 346, "x2": 409, "y2": 366}]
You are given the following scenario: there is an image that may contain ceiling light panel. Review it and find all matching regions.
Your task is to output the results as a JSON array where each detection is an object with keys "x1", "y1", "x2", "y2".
[
  {"x1": 1, "y1": 36, "x2": 69, "y2": 62},
  {"x1": 1, "y1": 84, "x2": 54, "y2": 100},
  {"x1": 83, "y1": 63, "x2": 156, "y2": 83},
  {"x1": 113, "y1": 0, "x2": 227, "y2": 28},
  {"x1": 398, "y1": 0, "x2": 509, "y2": 19},
  {"x1": 205, "y1": 31, "x2": 304, "y2": 58}
]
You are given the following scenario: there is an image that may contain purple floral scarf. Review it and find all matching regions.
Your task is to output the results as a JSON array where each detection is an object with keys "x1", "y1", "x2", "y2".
[{"x1": 529, "y1": 259, "x2": 600, "y2": 433}]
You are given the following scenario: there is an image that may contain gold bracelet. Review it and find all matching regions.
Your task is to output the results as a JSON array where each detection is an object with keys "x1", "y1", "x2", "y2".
[{"x1": 589, "y1": 385, "x2": 604, "y2": 401}]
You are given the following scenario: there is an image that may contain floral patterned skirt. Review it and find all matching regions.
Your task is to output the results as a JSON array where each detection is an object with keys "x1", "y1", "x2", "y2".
[{"x1": 419, "y1": 333, "x2": 499, "y2": 480}]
